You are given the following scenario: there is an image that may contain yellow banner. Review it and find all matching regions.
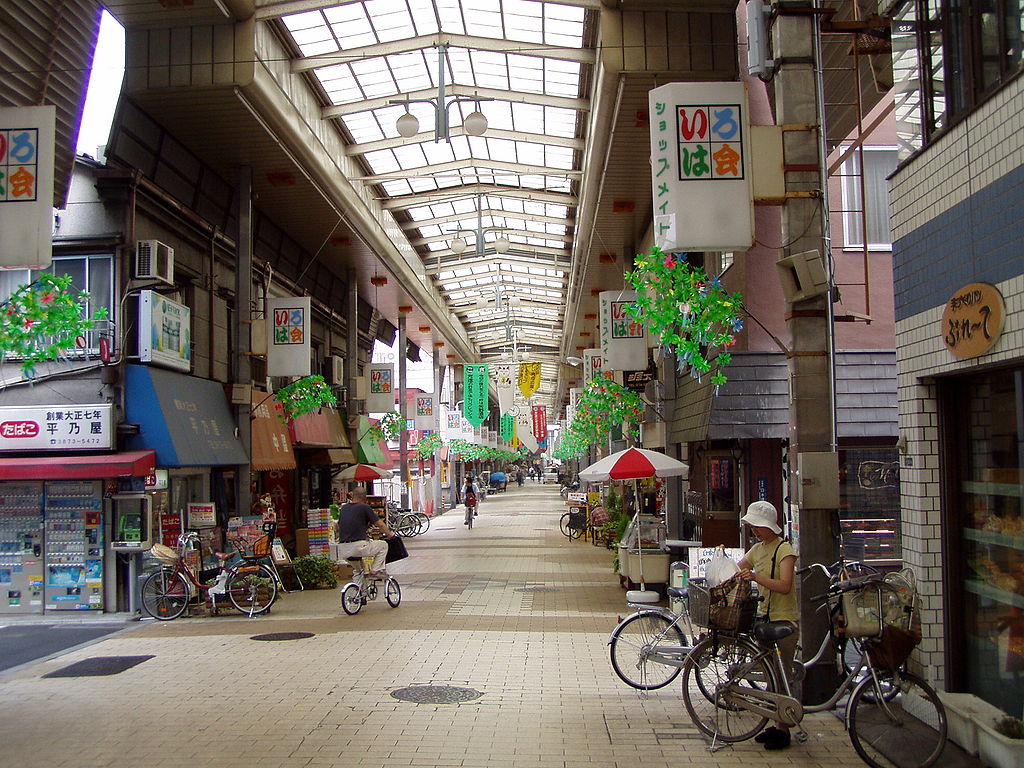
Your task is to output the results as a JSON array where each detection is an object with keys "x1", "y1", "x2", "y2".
[{"x1": 518, "y1": 362, "x2": 541, "y2": 399}]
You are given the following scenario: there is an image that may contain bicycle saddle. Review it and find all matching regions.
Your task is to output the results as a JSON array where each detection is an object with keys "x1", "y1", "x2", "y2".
[
  {"x1": 752, "y1": 621, "x2": 796, "y2": 643},
  {"x1": 666, "y1": 586, "x2": 688, "y2": 600}
]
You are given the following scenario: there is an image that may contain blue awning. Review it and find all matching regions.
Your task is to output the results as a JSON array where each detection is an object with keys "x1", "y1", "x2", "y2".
[{"x1": 124, "y1": 365, "x2": 249, "y2": 467}]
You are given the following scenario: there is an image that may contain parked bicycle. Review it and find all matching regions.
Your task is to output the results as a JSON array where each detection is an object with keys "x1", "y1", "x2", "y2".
[
  {"x1": 141, "y1": 532, "x2": 278, "y2": 620},
  {"x1": 679, "y1": 564, "x2": 946, "y2": 768},
  {"x1": 385, "y1": 500, "x2": 430, "y2": 537},
  {"x1": 339, "y1": 556, "x2": 401, "y2": 615},
  {"x1": 559, "y1": 508, "x2": 587, "y2": 540}
]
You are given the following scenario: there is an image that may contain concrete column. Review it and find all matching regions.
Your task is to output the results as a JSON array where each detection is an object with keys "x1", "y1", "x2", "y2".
[
  {"x1": 433, "y1": 355, "x2": 444, "y2": 515},
  {"x1": 398, "y1": 313, "x2": 409, "y2": 509},
  {"x1": 233, "y1": 166, "x2": 253, "y2": 518},
  {"x1": 345, "y1": 270, "x2": 359, "y2": 438},
  {"x1": 772, "y1": 4, "x2": 838, "y2": 702}
]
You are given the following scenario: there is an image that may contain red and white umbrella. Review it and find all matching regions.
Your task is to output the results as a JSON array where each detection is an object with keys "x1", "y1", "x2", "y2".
[
  {"x1": 578, "y1": 447, "x2": 689, "y2": 482},
  {"x1": 335, "y1": 463, "x2": 392, "y2": 482}
]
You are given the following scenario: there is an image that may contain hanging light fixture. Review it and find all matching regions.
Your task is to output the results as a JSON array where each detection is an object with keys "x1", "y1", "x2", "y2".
[
  {"x1": 396, "y1": 110, "x2": 419, "y2": 138},
  {"x1": 450, "y1": 237, "x2": 467, "y2": 255},
  {"x1": 495, "y1": 235, "x2": 511, "y2": 254},
  {"x1": 463, "y1": 106, "x2": 488, "y2": 136}
]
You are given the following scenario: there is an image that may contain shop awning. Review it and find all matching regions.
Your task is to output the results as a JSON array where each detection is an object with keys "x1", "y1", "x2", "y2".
[
  {"x1": 356, "y1": 415, "x2": 387, "y2": 465},
  {"x1": 290, "y1": 407, "x2": 351, "y2": 449},
  {"x1": 0, "y1": 450, "x2": 156, "y2": 480},
  {"x1": 124, "y1": 365, "x2": 249, "y2": 467},
  {"x1": 299, "y1": 447, "x2": 358, "y2": 466},
  {"x1": 251, "y1": 390, "x2": 296, "y2": 471}
]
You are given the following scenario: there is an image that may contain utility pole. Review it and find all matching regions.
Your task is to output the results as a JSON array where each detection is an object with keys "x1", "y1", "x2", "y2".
[{"x1": 770, "y1": 1, "x2": 839, "y2": 703}]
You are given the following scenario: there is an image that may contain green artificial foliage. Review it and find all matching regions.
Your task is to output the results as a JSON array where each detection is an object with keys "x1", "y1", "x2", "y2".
[
  {"x1": 624, "y1": 247, "x2": 744, "y2": 390},
  {"x1": 273, "y1": 375, "x2": 337, "y2": 422},
  {"x1": 0, "y1": 273, "x2": 109, "y2": 377},
  {"x1": 371, "y1": 410, "x2": 405, "y2": 441},
  {"x1": 292, "y1": 555, "x2": 338, "y2": 589},
  {"x1": 414, "y1": 431, "x2": 444, "y2": 459},
  {"x1": 553, "y1": 378, "x2": 646, "y2": 460}
]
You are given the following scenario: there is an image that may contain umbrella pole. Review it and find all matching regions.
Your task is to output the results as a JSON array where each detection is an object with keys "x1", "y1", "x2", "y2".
[{"x1": 626, "y1": 478, "x2": 659, "y2": 604}]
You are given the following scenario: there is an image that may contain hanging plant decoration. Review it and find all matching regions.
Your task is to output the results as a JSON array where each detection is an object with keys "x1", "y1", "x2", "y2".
[
  {"x1": 414, "y1": 431, "x2": 445, "y2": 459},
  {"x1": 273, "y1": 375, "x2": 337, "y2": 422},
  {"x1": 624, "y1": 247, "x2": 744, "y2": 390},
  {"x1": 371, "y1": 410, "x2": 405, "y2": 442},
  {"x1": 0, "y1": 274, "x2": 109, "y2": 377},
  {"x1": 553, "y1": 378, "x2": 647, "y2": 460}
]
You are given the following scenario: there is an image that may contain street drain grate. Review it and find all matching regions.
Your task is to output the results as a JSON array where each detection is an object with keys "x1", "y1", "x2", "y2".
[
  {"x1": 251, "y1": 632, "x2": 315, "y2": 641},
  {"x1": 391, "y1": 685, "x2": 483, "y2": 704},
  {"x1": 514, "y1": 586, "x2": 558, "y2": 593},
  {"x1": 43, "y1": 655, "x2": 154, "y2": 678}
]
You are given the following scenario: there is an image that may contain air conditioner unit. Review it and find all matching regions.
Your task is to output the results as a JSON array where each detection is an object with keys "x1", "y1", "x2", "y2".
[
  {"x1": 135, "y1": 240, "x2": 175, "y2": 284},
  {"x1": 323, "y1": 355, "x2": 345, "y2": 385}
]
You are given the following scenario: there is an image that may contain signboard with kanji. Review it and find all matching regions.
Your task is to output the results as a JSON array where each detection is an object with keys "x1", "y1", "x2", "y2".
[
  {"x1": 600, "y1": 290, "x2": 647, "y2": 371},
  {"x1": 649, "y1": 82, "x2": 753, "y2": 252},
  {"x1": 0, "y1": 106, "x2": 55, "y2": 269},
  {"x1": 0, "y1": 404, "x2": 113, "y2": 451},
  {"x1": 266, "y1": 296, "x2": 311, "y2": 377}
]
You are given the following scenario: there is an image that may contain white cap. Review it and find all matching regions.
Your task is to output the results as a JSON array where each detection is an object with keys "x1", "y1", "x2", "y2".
[{"x1": 741, "y1": 500, "x2": 782, "y2": 534}]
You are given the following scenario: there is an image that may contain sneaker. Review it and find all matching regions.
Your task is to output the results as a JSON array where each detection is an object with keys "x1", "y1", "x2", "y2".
[
  {"x1": 763, "y1": 729, "x2": 791, "y2": 751},
  {"x1": 754, "y1": 727, "x2": 780, "y2": 744}
]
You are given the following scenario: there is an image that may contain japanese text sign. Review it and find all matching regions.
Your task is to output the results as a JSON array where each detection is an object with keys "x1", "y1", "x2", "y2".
[
  {"x1": 531, "y1": 405, "x2": 548, "y2": 442},
  {"x1": 941, "y1": 282, "x2": 1005, "y2": 359},
  {"x1": 413, "y1": 394, "x2": 435, "y2": 430},
  {"x1": 0, "y1": 106, "x2": 55, "y2": 268},
  {"x1": 463, "y1": 364, "x2": 489, "y2": 427},
  {"x1": 0, "y1": 404, "x2": 113, "y2": 451},
  {"x1": 366, "y1": 363, "x2": 395, "y2": 412},
  {"x1": 518, "y1": 362, "x2": 541, "y2": 399},
  {"x1": 266, "y1": 296, "x2": 311, "y2": 377},
  {"x1": 649, "y1": 82, "x2": 753, "y2": 252},
  {"x1": 600, "y1": 290, "x2": 647, "y2": 371}
]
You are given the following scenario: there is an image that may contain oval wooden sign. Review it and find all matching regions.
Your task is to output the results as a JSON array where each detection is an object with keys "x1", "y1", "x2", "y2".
[{"x1": 941, "y1": 282, "x2": 1005, "y2": 359}]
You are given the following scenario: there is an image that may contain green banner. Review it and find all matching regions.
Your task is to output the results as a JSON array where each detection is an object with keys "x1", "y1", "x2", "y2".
[
  {"x1": 463, "y1": 364, "x2": 489, "y2": 427},
  {"x1": 500, "y1": 412, "x2": 515, "y2": 441}
]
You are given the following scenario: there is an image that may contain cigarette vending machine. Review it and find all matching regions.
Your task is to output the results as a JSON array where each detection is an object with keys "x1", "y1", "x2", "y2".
[{"x1": 0, "y1": 482, "x2": 45, "y2": 614}]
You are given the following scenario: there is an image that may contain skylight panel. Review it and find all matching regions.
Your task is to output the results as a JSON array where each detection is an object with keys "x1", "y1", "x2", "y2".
[
  {"x1": 452, "y1": 198, "x2": 475, "y2": 214},
  {"x1": 373, "y1": 8, "x2": 417, "y2": 42},
  {"x1": 410, "y1": 176, "x2": 442, "y2": 193},
  {"x1": 408, "y1": 0, "x2": 440, "y2": 34},
  {"x1": 506, "y1": 54, "x2": 544, "y2": 94},
  {"x1": 418, "y1": 224, "x2": 443, "y2": 237},
  {"x1": 390, "y1": 143, "x2": 429, "y2": 169},
  {"x1": 364, "y1": 149, "x2": 402, "y2": 174},
  {"x1": 381, "y1": 178, "x2": 413, "y2": 196},
  {"x1": 543, "y1": 106, "x2": 578, "y2": 138},
  {"x1": 445, "y1": 48, "x2": 475, "y2": 85},
  {"x1": 515, "y1": 142, "x2": 545, "y2": 166},
  {"x1": 341, "y1": 113, "x2": 385, "y2": 143},
  {"x1": 509, "y1": 102, "x2": 544, "y2": 131},
  {"x1": 282, "y1": 10, "x2": 324, "y2": 32},
  {"x1": 483, "y1": 101, "x2": 513, "y2": 131},
  {"x1": 388, "y1": 51, "x2": 433, "y2": 93},
  {"x1": 436, "y1": 1, "x2": 467, "y2": 32},
  {"x1": 545, "y1": 146, "x2": 575, "y2": 169}
]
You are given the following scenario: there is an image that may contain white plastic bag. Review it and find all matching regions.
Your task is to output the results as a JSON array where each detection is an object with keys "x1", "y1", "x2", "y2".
[{"x1": 707, "y1": 544, "x2": 740, "y2": 587}]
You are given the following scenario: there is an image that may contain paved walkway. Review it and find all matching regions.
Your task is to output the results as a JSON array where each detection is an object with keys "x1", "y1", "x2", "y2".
[{"x1": 0, "y1": 484, "x2": 934, "y2": 767}]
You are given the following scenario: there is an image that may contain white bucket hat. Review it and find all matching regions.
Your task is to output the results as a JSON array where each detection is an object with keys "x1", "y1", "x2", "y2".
[{"x1": 741, "y1": 500, "x2": 782, "y2": 534}]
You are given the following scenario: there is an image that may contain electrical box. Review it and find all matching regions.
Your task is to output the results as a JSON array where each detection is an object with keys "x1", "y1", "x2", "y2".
[
  {"x1": 796, "y1": 452, "x2": 840, "y2": 509},
  {"x1": 109, "y1": 494, "x2": 154, "y2": 551}
]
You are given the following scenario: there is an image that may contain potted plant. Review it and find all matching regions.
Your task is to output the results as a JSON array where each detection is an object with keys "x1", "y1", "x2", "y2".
[
  {"x1": 292, "y1": 555, "x2": 339, "y2": 589},
  {"x1": 977, "y1": 714, "x2": 1024, "y2": 768}
]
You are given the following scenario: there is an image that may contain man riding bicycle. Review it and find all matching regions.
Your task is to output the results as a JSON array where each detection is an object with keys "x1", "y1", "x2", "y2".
[{"x1": 335, "y1": 486, "x2": 396, "y2": 577}]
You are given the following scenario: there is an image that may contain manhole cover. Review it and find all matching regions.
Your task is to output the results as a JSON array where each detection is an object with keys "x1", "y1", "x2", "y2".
[
  {"x1": 43, "y1": 655, "x2": 154, "y2": 678},
  {"x1": 251, "y1": 632, "x2": 315, "y2": 641},
  {"x1": 390, "y1": 685, "x2": 483, "y2": 704},
  {"x1": 514, "y1": 586, "x2": 558, "y2": 593}
]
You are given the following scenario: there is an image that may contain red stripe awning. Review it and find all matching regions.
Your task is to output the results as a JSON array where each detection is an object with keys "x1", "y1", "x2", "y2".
[{"x1": 0, "y1": 450, "x2": 156, "y2": 480}]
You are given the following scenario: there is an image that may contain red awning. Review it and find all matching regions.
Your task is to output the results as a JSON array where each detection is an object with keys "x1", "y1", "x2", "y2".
[{"x1": 0, "y1": 450, "x2": 156, "y2": 480}]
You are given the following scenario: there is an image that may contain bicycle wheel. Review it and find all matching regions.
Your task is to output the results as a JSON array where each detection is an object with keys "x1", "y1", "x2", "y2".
[
  {"x1": 415, "y1": 513, "x2": 430, "y2": 535},
  {"x1": 396, "y1": 515, "x2": 418, "y2": 537},
  {"x1": 385, "y1": 577, "x2": 401, "y2": 607},
  {"x1": 466, "y1": 506, "x2": 474, "y2": 529},
  {"x1": 847, "y1": 670, "x2": 947, "y2": 768},
  {"x1": 227, "y1": 564, "x2": 278, "y2": 615},
  {"x1": 141, "y1": 569, "x2": 189, "y2": 620},
  {"x1": 341, "y1": 583, "x2": 363, "y2": 615},
  {"x1": 559, "y1": 512, "x2": 573, "y2": 538},
  {"x1": 681, "y1": 634, "x2": 778, "y2": 743},
  {"x1": 609, "y1": 611, "x2": 686, "y2": 689}
]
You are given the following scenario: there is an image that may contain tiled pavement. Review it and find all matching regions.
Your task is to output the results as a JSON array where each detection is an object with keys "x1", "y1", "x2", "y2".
[{"x1": 0, "y1": 485, "x2": 955, "y2": 768}]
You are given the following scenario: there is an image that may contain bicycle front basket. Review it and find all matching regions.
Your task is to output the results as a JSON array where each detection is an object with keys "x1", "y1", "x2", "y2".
[
  {"x1": 687, "y1": 579, "x2": 711, "y2": 627},
  {"x1": 149, "y1": 543, "x2": 180, "y2": 565}
]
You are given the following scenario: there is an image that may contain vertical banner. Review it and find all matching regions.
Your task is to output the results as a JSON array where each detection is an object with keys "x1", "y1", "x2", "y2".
[
  {"x1": 413, "y1": 394, "x2": 434, "y2": 430},
  {"x1": 649, "y1": 82, "x2": 753, "y2": 252},
  {"x1": 500, "y1": 412, "x2": 515, "y2": 442},
  {"x1": 463, "y1": 364, "x2": 489, "y2": 427},
  {"x1": 518, "y1": 362, "x2": 541, "y2": 398},
  {"x1": 366, "y1": 363, "x2": 395, "y2": 412},
  {"x1": 0, "y1": 106, "x2": 55, "y2": 268},
  {"x1": 516, "y1": 411, "x2": 539, "y2": 452},
  {"x1": 531, "y1": 405, "x2": 548, "y2": 442},
  {"x1": 267, "y1": 296, "x2": 312, "y2": 377},
  {"x1": 600, "y1": 290, "x2": 648, "y2": 371},
  {"x1": 445, "y1": 408, "x2": 461, "y2": 441},
  {"x1": 493, "y1": 363, "x2": 515, "y2": 415}
]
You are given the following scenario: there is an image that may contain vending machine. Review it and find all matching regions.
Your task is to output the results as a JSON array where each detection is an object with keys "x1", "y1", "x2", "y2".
[
  {"x1": 44, "y1": 480, "x2": 104, "y2": 611},
  {"x1": 0, "y1": 481, "x2": 45, "y2": 614}
]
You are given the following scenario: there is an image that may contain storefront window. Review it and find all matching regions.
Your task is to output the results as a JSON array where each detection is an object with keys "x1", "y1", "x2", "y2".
[
  {"x1": 838, "y1": 447, "x2": 902, "y2": 564},
  {"x1": 944, "y1": 366, "x2": 1023, "y2": 716}
]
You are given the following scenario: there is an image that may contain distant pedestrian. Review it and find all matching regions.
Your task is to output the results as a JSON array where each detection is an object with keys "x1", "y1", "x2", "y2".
[{"x1": 516, "y1": 469, "x2": 524, "y2": 486}]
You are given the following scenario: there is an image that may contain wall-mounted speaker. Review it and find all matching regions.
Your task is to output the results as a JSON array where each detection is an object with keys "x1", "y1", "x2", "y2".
[{"x1": 776, "y1": 250, "x2": 830, "y2": 302}]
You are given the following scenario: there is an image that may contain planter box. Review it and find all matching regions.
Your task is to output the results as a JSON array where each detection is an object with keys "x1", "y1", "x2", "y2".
[
  {"x1": 626, "y1": 551, "x2": 669, "y2": 584},
  {"x1": 978, "y1": 720, "x2": 1024, "y2": 768}
]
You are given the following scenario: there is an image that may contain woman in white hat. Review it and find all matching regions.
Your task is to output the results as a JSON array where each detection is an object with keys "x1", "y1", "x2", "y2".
[{"x1": 737, "y1": 500, "x2": 798, "y2": 751}]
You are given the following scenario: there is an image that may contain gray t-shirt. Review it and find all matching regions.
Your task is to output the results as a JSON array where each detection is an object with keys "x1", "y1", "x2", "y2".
[{"x1": 336, "y1": 501, "x2": 378, "y2": 542}]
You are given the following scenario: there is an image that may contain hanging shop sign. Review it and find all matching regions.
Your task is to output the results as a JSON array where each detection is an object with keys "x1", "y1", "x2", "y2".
[
  {"x1": 0, "y1": 106, "x2": 55, "y2": 269},
  {"x1": 413, "y1": 394, "x2": 435, "y2": 430},
  {"x1": 532, "y1": 405, "x2": 548, "y2": 442},
  {"x1": 623, "y1": 367, "x2": 657, "y2": 393},
  {"x1": 941, "y1": 282, "x2": 1005, "y2": 359},
  {"x1": 138, "y1": 290, "x2": 192, "y2": 372},
  {"x1": 266, "y1": 296, "x2": 311, "y2": 377},
  {"x1": 187, "y1": 502, "x2": 216, "y2": 528},
  {"x1": 500, "y1": 412, "x2": 515, "y2": 442},
  {"x1": 493, "y1": 363, "x2": 515, "y2": 415},
  {"x1": 600, "y1": 290, "x2": 647, "y2": 371},
  {"x1": 584, "y1": 348, "x2": 611, "y2": 382},
  {"x1": 516, "y1": 411, "x2": 538, "y2": 452},
  {"x1": 366, "y1": 362, "x2": 395, "y2": 412},
  {"x1": 518, "y1": 362, "x2": 541, "y2": 399},
  {"x1": 0, "y1": 404, "x2": 113, "y2": 451},
  {"x1": 649, "y1": 82, "x2": 753, "y2": 252},
  {"x1": 463, "y1": 364, "x2": 489, "y2": 427}
]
